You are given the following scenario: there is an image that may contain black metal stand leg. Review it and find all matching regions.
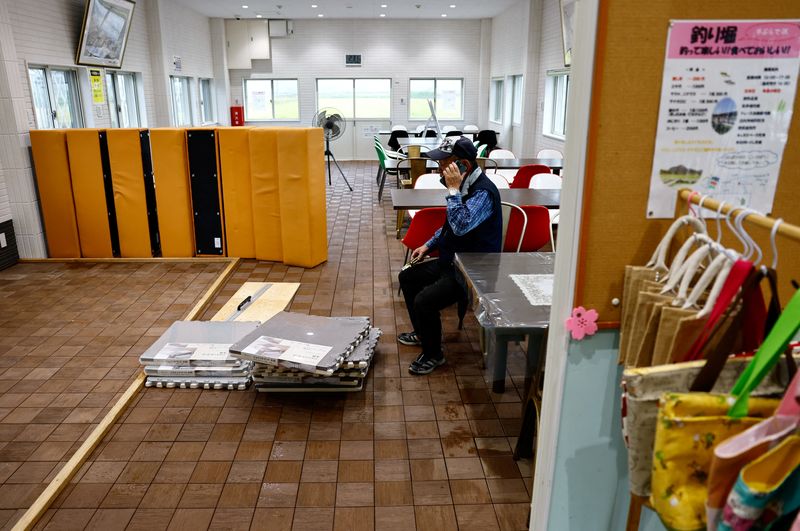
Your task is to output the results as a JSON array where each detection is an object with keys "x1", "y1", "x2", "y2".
[
  {"x1": 378, "y1": 168, "x2": 387, "y2": 201},
  {"x1": 514, "y1": 330, "x2": 547, "y2": 460},
  {"x1": 326, "y1": 151, "x2": 353, "y2": 191}
]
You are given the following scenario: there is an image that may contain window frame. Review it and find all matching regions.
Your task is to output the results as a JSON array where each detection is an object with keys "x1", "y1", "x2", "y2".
[
  {"x1": 28, "y1": 65, "x2": 85, "y2": 129},
  {"x1": 199, "y1": 78, "x2": 216, "y2": 125},
  {"x1": 511, "y1": 75, "x2": 524, "y2": 125},
  {"x1": 489, "y1": 77, "x2": 504, "y2": 124},
  {"x1": 243, "y1": 78, "x2": 300, "y2": 122},
  {"x1": 315, "y1": 78, "x2": 392, "y2": 120},
  {"x1": 408, "y1": 78, "x2": 464, "y2": 121},
  {"x1": 169, "y1": 75, "x2": 194, "y2": 127},
  {"x1": 542, "y1": 69, "x2": 570, "y2": 140},
  {"x1": 106, "y1": 70, "x2": 141, "y2": 128}
]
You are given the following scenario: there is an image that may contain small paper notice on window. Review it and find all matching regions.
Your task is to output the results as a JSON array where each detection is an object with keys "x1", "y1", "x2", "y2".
[
  {"x1": 241, "y1": 336, "x2": 332, "y2": 366},
  {"x1": 510, "y1": 274, "x2": 553, "y2": 306},
  {"x1": 214, "y1": 238, "x2": 221, "y2": 248}
]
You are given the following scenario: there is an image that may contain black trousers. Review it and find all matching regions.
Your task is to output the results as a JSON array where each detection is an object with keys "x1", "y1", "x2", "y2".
[{"x1": 398, "y1": 259, "x2": 465, "y2": 357}]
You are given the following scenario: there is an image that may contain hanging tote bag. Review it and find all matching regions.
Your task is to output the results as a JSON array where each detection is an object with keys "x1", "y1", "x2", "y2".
[
  {"x1": 622, "y1": 265, "x2": 775, "y2": 497},
  {"x1": 650, "y1": 289, "x2": 800, "y2": 530},
  {"x1": 649, "y1": 393, "x2": 779, "y2": 531},
  {"x1": 706, "y1": 370, "x2": 800, "y2": 529},
  {"x1": 718, "y1": 435, "x2": 800, "y2": 531}
]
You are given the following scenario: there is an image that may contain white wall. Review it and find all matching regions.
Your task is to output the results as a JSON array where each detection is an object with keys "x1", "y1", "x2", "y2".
[
  {"x1": 228, "y1": 19, "x2": 484, "y2": 132},
  {"x1": 156, "y1": 0, "x2": 215, "y2": 125},
  {"x1": 488, "y1": 0, "x2": 530, "y2": 154},
  {"x1": 533, "y1": 0, "x2": 568, "y2": 154}
]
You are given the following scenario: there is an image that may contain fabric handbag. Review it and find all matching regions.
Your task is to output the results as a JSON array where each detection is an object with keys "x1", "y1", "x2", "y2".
[
  {"x1": 649, "y1": 392, "x2": 779, "y2": 531},
  {"x1": 622, "y1": 357, "x2": 795, "y2": 497},
  {"x1": 650, "y1": 289, "x2": 800, "y2": 530},
  {"x1": 718, "y1": 435, "x2": 800, "y2": 531},
  {"x1": 706, "y1": 370, "x2": 800, "y2": 529}
]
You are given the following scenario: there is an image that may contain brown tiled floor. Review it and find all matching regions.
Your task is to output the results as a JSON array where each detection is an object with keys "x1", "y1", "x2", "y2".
[
  {"x1": 0, "y1": 261, "x2": 228, "y2": 529},
  {"x1": 2, "y1": 162, "x2": 533, "y2": 530}
]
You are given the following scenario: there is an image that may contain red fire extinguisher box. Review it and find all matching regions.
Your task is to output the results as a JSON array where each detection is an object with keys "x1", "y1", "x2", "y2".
[{"x1": 230, "y1": 106, "x2": 244, "y2": 126}]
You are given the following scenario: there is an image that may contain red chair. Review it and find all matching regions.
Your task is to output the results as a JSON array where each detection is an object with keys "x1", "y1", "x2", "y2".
[
  {"x1": 401, "y1": 207, "x2": 446, "y2": 264},
  {"x1": 503, "y1": 205, "x2": 553, "y2": 252},
  {"x1": 509, "y1": 164, "x2": 551, "y2": 189}
]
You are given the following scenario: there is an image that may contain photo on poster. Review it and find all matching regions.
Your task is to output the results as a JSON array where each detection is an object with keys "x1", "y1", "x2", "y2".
[{"x1": 76, "y1": 0, "x2": 136, "y2": 69}]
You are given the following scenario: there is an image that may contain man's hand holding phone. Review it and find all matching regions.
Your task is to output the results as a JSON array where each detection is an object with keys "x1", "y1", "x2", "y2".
[{"x1": 442, "y1": 161, "x2": 466, "y2": 190}]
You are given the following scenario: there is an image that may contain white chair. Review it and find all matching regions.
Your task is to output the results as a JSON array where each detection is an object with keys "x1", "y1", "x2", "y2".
[
  {"x1": 414, "y1": 125, "x2": 425, "y2": 135},
  {"x1": 392, "y1": 125, "x2": 408, "y2": 132},
  {"x1": 442, "y1": 125, "x2": 456, "y2": 133},
  {"x1": 409, "y1": 173, "x2": 446, "y2": 219},
  {"x1": 463, "y1": 124, "x2": 479, "y2": 134},
  {"x1": 529, "y1": 173, "x2": 562, "y2": 225},
  {"x1": 488, "y1": 174, "x2": 510, "y2": 189},
  {"x1": 529, "y1": 172, "x2": 562, "y2": 189},
  {"x1": 537, "y1": 149, "x2": 563, "y2": 159},
  {"x1": 488, "y1": 149, "x2": 517, "y2": 182}
]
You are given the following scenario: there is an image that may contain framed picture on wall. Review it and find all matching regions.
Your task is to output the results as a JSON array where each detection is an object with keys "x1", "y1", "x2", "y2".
[
  {"x1": 559, "y1": 0, "x2": 575, "y2": 66},
  {"x1": 75, "y1": 0, "x2": 136, "y2": 69}
]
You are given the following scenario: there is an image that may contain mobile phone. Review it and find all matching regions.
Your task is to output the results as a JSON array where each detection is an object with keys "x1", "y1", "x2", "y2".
[{"x1": 455, "y1": 160, "x2": 468, "y2": 174}]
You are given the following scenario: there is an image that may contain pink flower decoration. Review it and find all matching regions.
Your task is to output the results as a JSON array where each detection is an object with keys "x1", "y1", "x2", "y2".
[{"x1": 565, "y1": 307, "x2": 599, "y2": 340}]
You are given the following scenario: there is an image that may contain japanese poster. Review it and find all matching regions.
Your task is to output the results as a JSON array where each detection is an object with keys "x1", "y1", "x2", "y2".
[
  {"x1": 647, "y1": 20, "x2": 800, "y2": 218},
  {"x1": 89, "y1": 69, "x2": 105, "y2": 104}
]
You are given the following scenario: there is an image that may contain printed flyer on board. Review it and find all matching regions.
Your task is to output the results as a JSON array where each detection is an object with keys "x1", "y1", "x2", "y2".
[{"x1": 647, "y1": 20, "x2": 800, "y2": 218}]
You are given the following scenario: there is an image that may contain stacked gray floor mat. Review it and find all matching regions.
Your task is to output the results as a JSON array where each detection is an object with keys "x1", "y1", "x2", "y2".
[
  {"x1": 230, "y1": 312, "x2": 382, "y2": 392},
  {"x1": 139, "y1": 321, "x2": 260, "y2": 390}
]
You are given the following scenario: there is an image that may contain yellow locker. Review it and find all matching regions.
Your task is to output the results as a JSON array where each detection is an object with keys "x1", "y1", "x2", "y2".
[
  {"x1": 150, "y1": 128, "x2": 195, "y2": 257},
  {"x1": 29, "y1": 130, "x2": 81, "y2": 257},
  {"x1": 249, "y1": 128, "x2": 287, "y2": 262},
  {"x1": 277, "y1": 128, "x2": 328, "y2": 268},
  {"x1": 106, "y1": 129, "x2": 153, "y2": 257},
  {"x1": 65, "y1": 129, "x2": 115, "y2": 258},
  {"x1": 218, "y1": 127, "x2": 255, "y2": 258}
]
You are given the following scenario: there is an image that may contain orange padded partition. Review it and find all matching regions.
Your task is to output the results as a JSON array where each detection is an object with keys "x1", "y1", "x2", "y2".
[
  {"x1": 65, "y1": 129, "x2": 114, "y2": 258},
  {"x1": 276, "y1": 128, "x2": 327, "y2": 267},
  {"x1": 249, "y1": 128, "x2": 285, "y2": 261},
  {"x1": 218, "y1": 127, "x2": 255, "y2": 258},
  {"x1": 29, "y1": 130, "x2": 81, "y2": 257},
  {"x1": 150, "y1": 128, "x2": 195, "y2": 257},
  {"x1": 106, "y1": 129, "x2": 153, "y2": 257}
]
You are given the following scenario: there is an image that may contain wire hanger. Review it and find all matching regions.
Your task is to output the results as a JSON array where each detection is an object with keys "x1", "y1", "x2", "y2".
[
  {"x1": 725, "y1": 206, "x2": 751, "y2": 257},
  {"x1": 734, "y1": 208, "x2": 763, "y2": 264},
  {"x1": 714, "y1": 201, "x2": 726, "y2": 244},
  {"x1": 770, "y1": 218, "x2": 783, "y2": 270}
]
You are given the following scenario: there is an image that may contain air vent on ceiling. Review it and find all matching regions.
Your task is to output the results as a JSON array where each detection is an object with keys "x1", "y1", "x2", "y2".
[
  {"x1": 269, "y1": 19, "x2": 292, "y2": 37},
  {"x1": 345, "y1": 54, "x2": 362, "y2": 67}
]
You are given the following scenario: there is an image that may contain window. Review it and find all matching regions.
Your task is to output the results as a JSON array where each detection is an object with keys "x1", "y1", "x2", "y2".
[
  {"x1": 511, "y1": 75, "x2": 524, "y2": 125},
  {"x1": 543, "y1": 71, "x2": 570, "y2": 138},
  {"x1": 244, "y1": 79, "x2": 299, "y2": 121},
  {"x1": 409, "y1": 78, "x2": 463, "y2": 120},
  {"x1": 28, "y1": 66, "x2": 84, "y2": 129},
  {"x1": 316, "y1": 78, "x2": 390, "y2": 119},
  {"x1": 490, "y1": 78, "x2": 504, "y2": 123},
  {"x1": 170, "y1": 76, "x2": 193, "y2": 126},
  {"x1": 199, "y1": 79, "x2": 215, "y2": 124},
  {"x1": 106, "y1": 71, "x2": 140, "y2": 128}
]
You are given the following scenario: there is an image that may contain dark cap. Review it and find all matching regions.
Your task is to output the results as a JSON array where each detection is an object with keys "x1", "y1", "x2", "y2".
[{"x1": 426, "y1": 135, "x2": 478, "y2": 161}]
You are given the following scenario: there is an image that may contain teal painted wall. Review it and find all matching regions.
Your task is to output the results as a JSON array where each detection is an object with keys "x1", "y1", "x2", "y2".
[{"x1": 546, "y1": 330, "x2": 665, "y2": 530}]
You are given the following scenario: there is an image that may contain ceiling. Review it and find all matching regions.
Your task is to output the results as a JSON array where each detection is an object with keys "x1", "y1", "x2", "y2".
[{"x1": 171, "y1": 0, "x2": 520, "y2": 20}]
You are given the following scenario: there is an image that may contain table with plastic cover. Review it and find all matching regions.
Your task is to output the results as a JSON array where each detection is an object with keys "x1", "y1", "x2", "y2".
[{"x1": 454, "y1": 251, "x2": 554, "y2": 458}]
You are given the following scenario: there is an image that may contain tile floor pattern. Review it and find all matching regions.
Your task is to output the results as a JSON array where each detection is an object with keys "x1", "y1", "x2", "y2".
[{"x1": 1, "y1": 162, "x2": 534, "y2": 530}]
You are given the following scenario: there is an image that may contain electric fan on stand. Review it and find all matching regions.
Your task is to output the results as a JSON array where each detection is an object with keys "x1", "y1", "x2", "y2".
[{"x1": 312, "y1": 108, "x2": 352, "y2": 191}]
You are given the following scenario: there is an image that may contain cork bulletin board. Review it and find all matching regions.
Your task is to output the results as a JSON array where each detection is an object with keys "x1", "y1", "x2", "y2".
[{"x1": 575, "y1": 0, "x2": 800, "y2": 326}]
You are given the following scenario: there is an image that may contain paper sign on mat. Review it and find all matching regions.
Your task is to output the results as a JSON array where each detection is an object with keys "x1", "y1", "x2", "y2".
[
  {"x1": 152, "y1": 343, "x2": 233, "y2": 364},
  {"x1": 241, "y1": 336, "x2": 332, "y2": 366}
]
